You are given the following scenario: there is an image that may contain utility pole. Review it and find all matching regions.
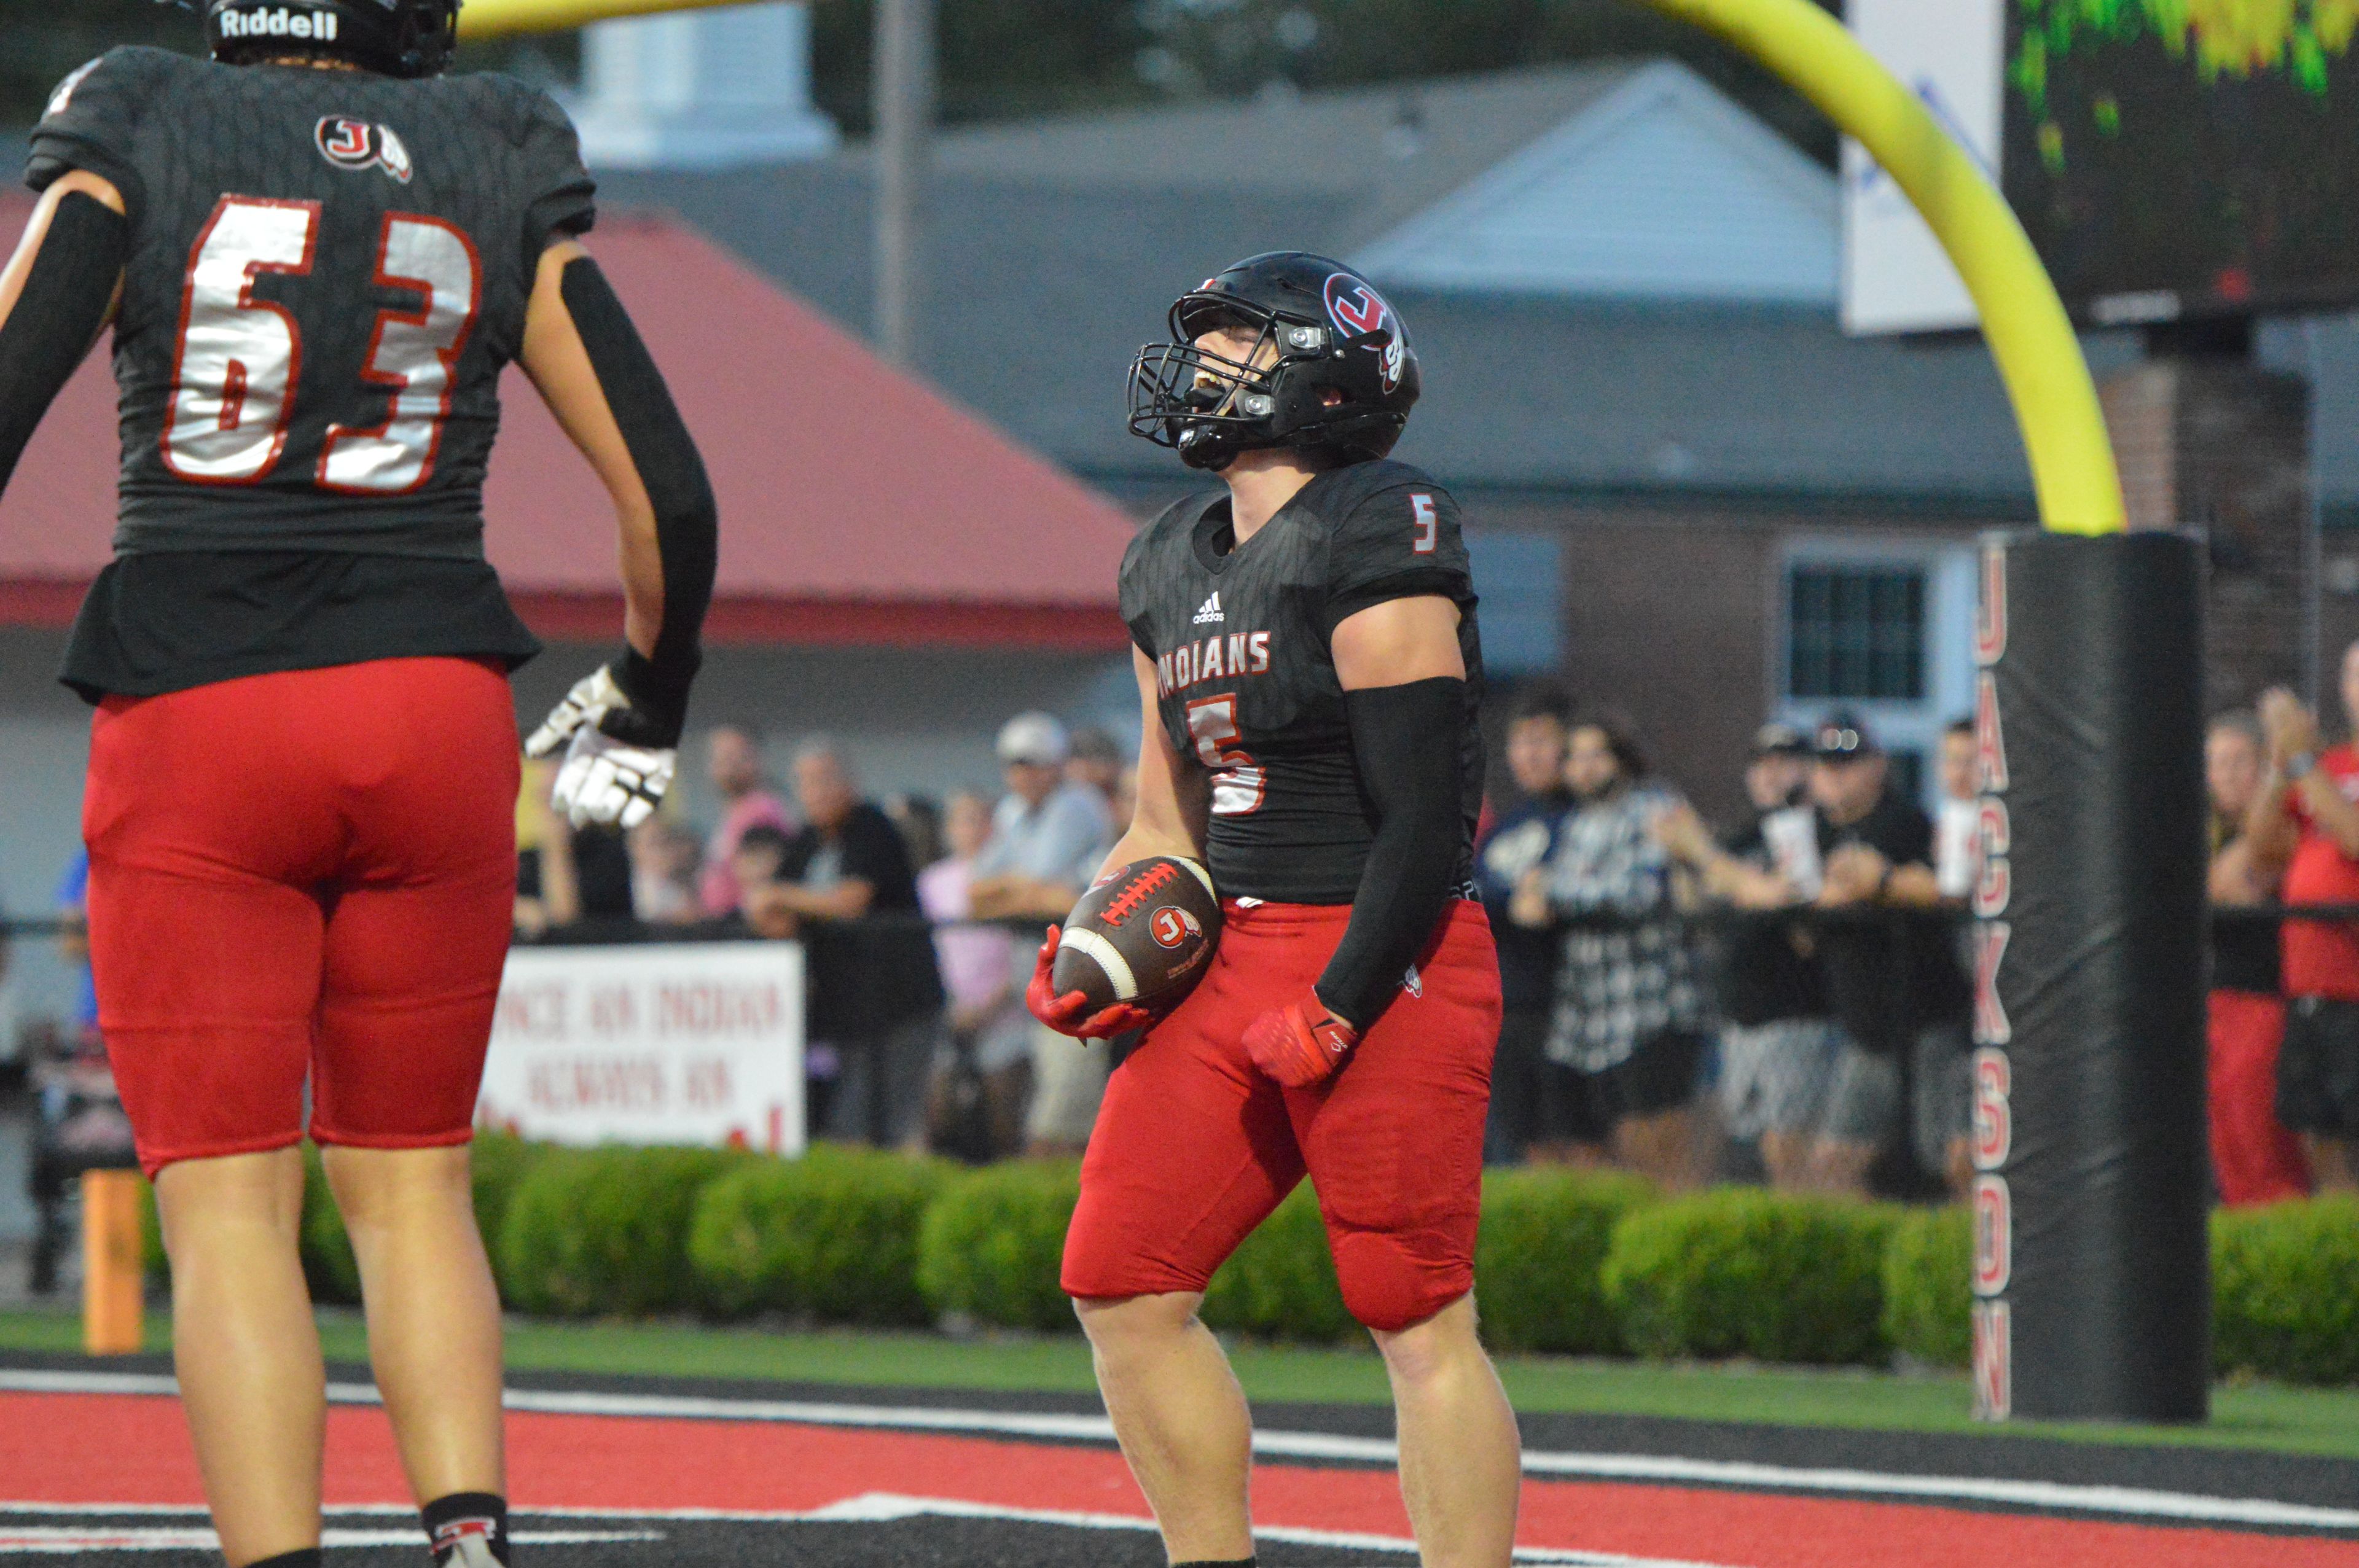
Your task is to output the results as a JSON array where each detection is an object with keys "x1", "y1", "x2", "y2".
[{"x1": 874, "y1": 0, "x2": 934, "y2": 369}]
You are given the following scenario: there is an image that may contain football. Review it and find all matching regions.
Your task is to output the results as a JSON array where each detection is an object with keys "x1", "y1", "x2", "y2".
[{"x1": 1050, "y1": 855, "x2": 1223, "y2": 1013}]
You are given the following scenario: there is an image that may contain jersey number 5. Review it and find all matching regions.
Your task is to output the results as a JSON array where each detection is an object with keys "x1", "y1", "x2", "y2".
[
  {"x1": 1410, "y1": 492, "x2": 1438, "y2": 553},
  {"x1": 162, "y1": 196, "x2": 481, "y2": 493},
  {"x1": 1185, "y1": 695, "x2": 1267, "y2": 816}
]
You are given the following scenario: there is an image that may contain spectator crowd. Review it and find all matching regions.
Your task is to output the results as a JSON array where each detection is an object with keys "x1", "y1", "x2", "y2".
[
  {"x1": 18, "y1": 652, "x2": 2352, "y2": 1312},
  {"x1": 484, "y1": 653, "x2": 2359, "y2": 1203},
  {"x1": 509, "y1": 710, "x2": 1126, "y2": 1163},
  {"x1": 1480, "y1": 692, "x2": 1974, "y2": 1199}
]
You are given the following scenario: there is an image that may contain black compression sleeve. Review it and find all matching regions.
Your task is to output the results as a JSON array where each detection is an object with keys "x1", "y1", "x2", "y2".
[
  {"x1": 0, "y1": 193, "x2": 123, "y2": 499},
  {"x1": 558, "y1": 254, "x2": 716, "y2": 744},
  {"x1": 1317, "y1": 677, "x2": 1469, "y2": 1031}
]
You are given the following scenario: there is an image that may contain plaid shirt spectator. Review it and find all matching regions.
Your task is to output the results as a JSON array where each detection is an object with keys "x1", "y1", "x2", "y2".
[{"x1": 1541, "y1": 782, "x2": 1702, "y2": 1074}]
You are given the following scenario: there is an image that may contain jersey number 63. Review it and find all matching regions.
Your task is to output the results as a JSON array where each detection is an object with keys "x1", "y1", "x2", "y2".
[{"x1": 162, "y1": 195, "x2": 481, "y2": 494}]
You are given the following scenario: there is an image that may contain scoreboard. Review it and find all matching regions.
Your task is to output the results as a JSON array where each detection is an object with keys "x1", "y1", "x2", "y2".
[{"x1": 2002, "y1": 1, "x2": 2359, "y2": 325}]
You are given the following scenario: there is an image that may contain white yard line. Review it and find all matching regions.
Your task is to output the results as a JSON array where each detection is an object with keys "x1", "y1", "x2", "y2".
[
  {"x1": 0, "y1": 1496, "x2": 1725, "y2": 1567},
  {"x1": 0, "y1": 1527, "x2": 657, "y2": 1554},
  {"x1": 7, "y1": 1368, "x2": 2354, "y2": 1534},
  {"x1": 790, "y1": 1492, "x2": 1741, "y2": 1567}
]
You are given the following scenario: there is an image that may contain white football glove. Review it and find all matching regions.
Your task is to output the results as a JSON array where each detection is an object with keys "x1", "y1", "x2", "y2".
[{"x1": 526, "y1": 665, "x2": 676, "y2": 830}]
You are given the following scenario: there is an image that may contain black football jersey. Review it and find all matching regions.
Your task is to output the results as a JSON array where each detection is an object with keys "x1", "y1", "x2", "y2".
[
  {"x1": 27, "y1": 47, "x2": 595, "y2": 560},
  {"x1": 1119, "y1": 460, "x2": 1485, "y2": 905}
]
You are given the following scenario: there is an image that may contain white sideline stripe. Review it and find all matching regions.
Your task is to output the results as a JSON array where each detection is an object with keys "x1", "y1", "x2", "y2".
[
  {"x1": 0, "y1": 1529, "x2": 657, "y2": 1554},
  {"x1": 10, "y1": 1370, "x2": 2357, "y2": 1534},
  {"x1": 0, "y1": 1498, "x2": 1718, "y2": 1567},
  {"x1": 1055, "y1": 926, "x2": 1136, "y2": 999},
  {"x1": 790, "y1": 1492, "x2": 1735, "y2": 1567}
]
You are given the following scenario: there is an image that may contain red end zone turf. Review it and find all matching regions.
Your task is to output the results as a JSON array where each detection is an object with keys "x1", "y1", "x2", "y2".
[{"x1": 7, "y1": 1389, "x2": 2350, "y2": 1568}]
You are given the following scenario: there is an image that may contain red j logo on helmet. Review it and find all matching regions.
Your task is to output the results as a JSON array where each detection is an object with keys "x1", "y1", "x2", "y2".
[{"x1": 1322, "y1": 273, "x2": 1404, "y2": 391}]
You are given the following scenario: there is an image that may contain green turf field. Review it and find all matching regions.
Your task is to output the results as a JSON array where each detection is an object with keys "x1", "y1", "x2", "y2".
[{"x1": 5, "y1": 1306, "x2": 2353, "y2": 1461}]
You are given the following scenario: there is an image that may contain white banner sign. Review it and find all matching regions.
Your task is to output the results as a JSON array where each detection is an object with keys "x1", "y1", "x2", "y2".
[
  {"x1": 479, "y1": 942, "x2": 805, "y2": 1153},
  {"x1": 1841, "y1": 0, "x2": 2005, "y2": 336}
]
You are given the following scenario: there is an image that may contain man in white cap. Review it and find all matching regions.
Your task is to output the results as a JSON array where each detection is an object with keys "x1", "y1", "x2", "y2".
[{"x1": 971, "y1": 712, "x2": 1119, "y2": 1153}]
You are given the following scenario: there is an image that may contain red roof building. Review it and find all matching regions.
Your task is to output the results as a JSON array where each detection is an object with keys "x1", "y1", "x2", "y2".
[{"x1": 0, "y1": 197, "x2": 1136, "y2": 652}]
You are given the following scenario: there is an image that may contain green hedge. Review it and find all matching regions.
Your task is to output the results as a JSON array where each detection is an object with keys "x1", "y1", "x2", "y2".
[
  {"x1": 295, "y1": 1134, "x2": 551, "y2": 1309},
  {"x1": 689, "y1": 1145, "x2": 947, "y2": 1324},
  {"x1": 138, "y1": 1174, "x2": 165, "y2": 1277},
  {"x1": 1476, "y1": 1168, "x2": 1654, "y2": 1355},
  {"x1": 1200, "y1": 1182, "x2": 1355, "y2": 1343},
  {"x1": 500, "y1": 1145, "x2": 744, "y2": 1317},
  {"x1": 112, "y1": 1137, "x2": 2359, "y2": 1386},
  {"x1": 469, "y1": 1132, "x2": 548, "y2": 1297},
  {"x1": 1882, "y1": 1204, "x2": 1973, "y2": 1369},
  {"x1": 2213, "y1": 1196, "x2": 2359, "y2": 1386},
  {"x1": 917, "y1": 1160, "x2": 1082, "y2": 1332},
  {"x1": 299, "y1": 1145, "x2": 362, "y2": 1305},
  {"x1": 1604, "y1": 1189, "x2": 1901, "y2": 1365}
]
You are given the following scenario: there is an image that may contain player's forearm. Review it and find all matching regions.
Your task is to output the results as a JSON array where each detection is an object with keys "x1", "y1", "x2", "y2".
[
  {"x1": 2244, "y1": 771, "x2": 2299, "y2": 867},
  {"x1": 2210, "y1": 840, "x2": 2272, "y2": 905},
  {"x1": 1549, "y1": 870, "x2": 1665, "y2": 919},
  {"x1": 1317, "y1": 677, "x2": 1466, "y2": 1030},
  {"x1": 971, "y1": 875, "x2": 1082, "y2": 920},
  {"x1": 2296, "y1": 771, "x2": 2359, "y2": 859},
  {"x1": 522, "y1": 246, "x2": 715, "y2": 739},
  {"x1": 1880, "y1": 863, "x2": 1944, "y2": 907},
  {"x1": 778, "y1": 880, "x2": 874, "y2": 921},
  {"x1": 1712, "y1": 858, "x2": 1798, "y2": 910},
  {"x1": 0, "y1": 187, "x2": 124, "y2": 501},
  {"x1": 568, "y1": 257, "x2": 714, "y2": 716},
  {"x1": 1096, "y1": 823, "x2": 1200, "y2": 884}
]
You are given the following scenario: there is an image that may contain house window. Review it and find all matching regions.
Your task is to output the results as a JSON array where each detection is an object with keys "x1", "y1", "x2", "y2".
[{"x1": 1786, "y1": 564, "x2": 1926, "y2": 701}]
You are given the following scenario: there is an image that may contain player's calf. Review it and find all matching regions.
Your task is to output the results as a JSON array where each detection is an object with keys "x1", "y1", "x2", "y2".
[
  {"x1": 1374, "y1": 1295, "x2": 1522, "y2": 1568},
  {"x1": 1074, "y1": 1293, "x2": 1256, "y2": 1566}
]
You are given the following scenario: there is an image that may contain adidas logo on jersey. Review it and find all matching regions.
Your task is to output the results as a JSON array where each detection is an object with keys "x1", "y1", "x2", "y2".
[
  {"x1": 217, "y1": 6, "x2": 340, "y2": 41},
  {"x1": 1193, "y1": 592, "x2": 1224, "y2": 625}
]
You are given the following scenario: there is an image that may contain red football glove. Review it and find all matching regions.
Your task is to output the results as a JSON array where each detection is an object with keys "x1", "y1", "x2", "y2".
[
  {"x1": 1243, "y1": 992, "x2": 1360, "y2": 1087},
  {"x1": 1025, "y1": 926, "x2": 1156, "y2": 1040}
]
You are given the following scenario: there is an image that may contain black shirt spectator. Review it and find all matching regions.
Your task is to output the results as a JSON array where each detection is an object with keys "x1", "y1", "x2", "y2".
[
  {"x1": 780, "y1": 803, "x2": 921, "y2": 915},
  {"x1": 1813, "y1": 760, "x2": 1968, "y2": 1055},
  {"x1": 1717, "y1": 810, "x2": 1825, "y2": 1028},
  {"x1": 742, "y1": 741, "x2": 947, "y2": 1149},
  {"x1": 1476, "y1": 684, "x2": 1574, "y2": 1164},
  {"x1": 776, "y1": 797, "x2": 941, "y2": 1040}
]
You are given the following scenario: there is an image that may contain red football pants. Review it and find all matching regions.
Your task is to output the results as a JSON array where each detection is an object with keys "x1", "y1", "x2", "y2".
[
  {"x1": 1063, "y1": 899, "x2": 1501, "y2": 1333},
  {"x1": 85, "y1": 657, "x2": 519, "y2": 1177},
  {"x1": 2207, "y1": 988, "x2": 2310, "y2": 1206}
]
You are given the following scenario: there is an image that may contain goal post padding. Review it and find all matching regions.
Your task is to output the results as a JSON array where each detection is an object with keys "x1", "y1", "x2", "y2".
[{"x1": 1971, "y1": 530, "x2": 2208, "y2": 1422}]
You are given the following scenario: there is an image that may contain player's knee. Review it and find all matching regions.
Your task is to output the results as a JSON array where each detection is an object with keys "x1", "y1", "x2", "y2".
[
  {"x1": 318, "y1": 1141, "x2": 472, "y2": 1232},
  {"x1": 1073, "y1": 1290, "x2": 1201, "y2": 1355},
  {"x1": 1331, "y1": 1232, "x2": 1471, "y2": 1335}
]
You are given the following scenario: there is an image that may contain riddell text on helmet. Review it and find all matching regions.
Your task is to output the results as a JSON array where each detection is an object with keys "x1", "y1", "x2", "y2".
[{"x1": 218, "y1": 7, "x2": 341, "y2": 41}]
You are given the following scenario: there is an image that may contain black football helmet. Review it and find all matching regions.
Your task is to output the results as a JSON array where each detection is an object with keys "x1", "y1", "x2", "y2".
[
  {"x1": 1128, "y1": 251, "x2": 1420, "y2": 472},
  {"x1": 166, "y1": 0, "x2": 461, "y2": 78}
]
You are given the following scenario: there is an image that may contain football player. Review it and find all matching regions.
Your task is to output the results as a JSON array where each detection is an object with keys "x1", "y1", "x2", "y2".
[
  {"x1": 1029, "y1": 254, "x2": 1519, "y2": 1566},
  {"x1": 0, "y1": 4, "x2": 714, "y2": 1566}
]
